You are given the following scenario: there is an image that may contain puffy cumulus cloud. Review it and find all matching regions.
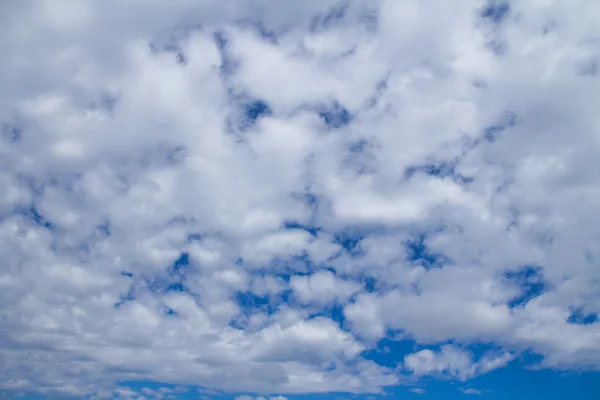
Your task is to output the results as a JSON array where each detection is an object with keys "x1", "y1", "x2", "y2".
[
  {"x1": 290, "y1": 270, "x2": 362, "y2": 305},
  {"x1": 403, "y1": 345, "x2": 513, "y2": 381},
  {"x1": 1, "y1": 0, "x2": 600, "y2": 398}
]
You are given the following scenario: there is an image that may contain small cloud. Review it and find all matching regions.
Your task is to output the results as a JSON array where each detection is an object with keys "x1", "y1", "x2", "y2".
[
  {"x1": 480, "y1": 2, "x2": 510, "y2": 23},
  {"x1": 462, "y1": 388, "x2": 483, "y2": 395},
  {"x1": 234, "y1": 396, "x2": 287, "y2": 400},
  {"x1": 410, "y1": 388, "x2": 426, "y2": 394}
]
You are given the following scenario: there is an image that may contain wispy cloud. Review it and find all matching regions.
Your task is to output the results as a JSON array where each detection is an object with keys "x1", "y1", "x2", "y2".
[{"x1": 462, "y1": 388, "x2": 483, "y2": 395}]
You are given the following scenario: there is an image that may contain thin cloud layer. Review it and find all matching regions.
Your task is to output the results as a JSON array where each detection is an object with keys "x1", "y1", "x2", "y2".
[{"x1": 1, "y1": 0, "x2": 600, "y2": 398}]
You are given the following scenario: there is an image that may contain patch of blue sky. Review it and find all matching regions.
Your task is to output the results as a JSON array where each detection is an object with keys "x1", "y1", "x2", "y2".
[
  {"x1": 225, "y1": 90, "x2": 273, "y2": 133},
  {"x1": 234, "y1": 289, "x2": 292, "y2": 320},
  {"x1": 404, "y1": 161, "x2": 474, "y2": 185},
  {"x1": 361, "y1": 275, "x2": 377, "y2": 293},
  {"x1": 483, "y1": 112, "x2": 517, "y2": 142},
  {"x1": 242, "y1": 99, "x2": 272, "y2": 128},
  {"x1": 333, "y1": 227, "x2": 364, "y2": 257},
  {"x1": 308, "y1": 302, "x2": 346, "y2": 326},
  {"x1": 146, "y1": 276, "x2": 187, "y2": 295},
  {"x1": 504, "y1": 265, "x2": 548, "y2": 308},
  {"x1": 169, "y1": 252, "x2": 191, "y2": 274},
  {"x1": 160, "y1": 306, "x2": 178, "y2": 316},
  {"x1": 458, "y1": 352, "x2": 600, "y2": 400},
  {"x1": 318, "y1": 101, "x2": 352, "y2": 129},
  {"x1": 348, "y1": 139, "x2": 369, "y2": 154},
  {"x1": 363, "y1": 340, "x2": 599, "y2": 399},
  {"x1": 267, "y1": 252, "x2": 314, "y2": 274},
  {"x1": 361, "y1": 337, "x2": 418, "y2": 369},
  {"x1": 282, "y1": 220, "x2": 321, "y2": 237},
  {"x1": 480, "y1": 2, "x2": 510, "y2": 23},
  {"x1": 404, "y1": 234, "x2": 451, "y2": 269},
  {"x1": 16, "y1": 206, "x2": 55, "y2": 230},
  {"x1": 567, "y1": 308, "x2": 598, "y2": 325},
  {"x1": 128, "y1": 253, "x2": 192, "y2": 299},
  {"x1": 187, "y1": 232, "x2": 203, "y2": 242},
  {"x1": 237, "y1": 254, "x2": 315, "y2": 278}
]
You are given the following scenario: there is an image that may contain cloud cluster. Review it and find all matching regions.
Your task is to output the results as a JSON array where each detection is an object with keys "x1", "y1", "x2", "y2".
[
  {"x1": 403, "y1": 345, "x2": 513, "y2": 380},
  {"x1": 1, "y1": 0, "x2": 600, "y2": 398}
]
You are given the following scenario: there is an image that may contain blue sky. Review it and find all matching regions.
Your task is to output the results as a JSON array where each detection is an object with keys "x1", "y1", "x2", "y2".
[{"x1": 1, "y1": 0, "x2": 600, "y2": 399}]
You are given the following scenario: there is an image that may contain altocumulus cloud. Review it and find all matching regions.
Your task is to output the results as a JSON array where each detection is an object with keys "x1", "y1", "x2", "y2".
[{"x1": 1, "y1": 0, "x2": 600, "y2": 398}]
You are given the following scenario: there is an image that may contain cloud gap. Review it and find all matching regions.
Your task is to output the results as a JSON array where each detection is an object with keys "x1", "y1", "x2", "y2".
[
  {"x1": 505, "y1": 265, "x2": 549, "y2": 308},
  {"x1": 404, "y1": 234, "x2": 451, "y2": 269},
  {"x1": 480, "y1": 2, "x2": 510, "y2": 24},
  {"x1": 318, "y1": 101, "x2": 353, "y2": 129}
]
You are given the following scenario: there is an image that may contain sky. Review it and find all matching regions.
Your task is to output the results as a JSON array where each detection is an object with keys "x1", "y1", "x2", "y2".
[{"x1": 1, "y1": 0, "x2": 599, "y2": 399}]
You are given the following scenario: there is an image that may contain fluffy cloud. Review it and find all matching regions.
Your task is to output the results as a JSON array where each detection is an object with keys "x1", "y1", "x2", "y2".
[
  {"x1": 403, "y1": 345, "x2": 513, "y2": 380},
  {"x1": 1, "y1": 0, "x2": 600, "y2": 398},
  {"x1": 290, "y1": 270, "x2": 362, "y2": 305}
]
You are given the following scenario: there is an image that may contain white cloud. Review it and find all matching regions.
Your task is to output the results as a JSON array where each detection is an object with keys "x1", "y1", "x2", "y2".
[
  {"x1": 290, "y1": 270, "x2": 362, "y2": 305},
  {"x1": 1, "y1": 0, "x2": 600, "y2": 398},
  {"x1": 404, "y1": 346, "x2": 513, "y2": 381},
  {"x1": 462, "y1": 388, "x2": 483, "y2": 395},
  {"x1": 236, "y1": 396, "x2": 288, "y2": 400}
]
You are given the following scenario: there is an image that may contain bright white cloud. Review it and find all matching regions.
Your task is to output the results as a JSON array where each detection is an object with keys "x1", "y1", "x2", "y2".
[
  {"x1": 403, "y1": 345, "x2": 513, "y2": 381},
  {"x1": 290, "y1": 270, "x2": 362, "y2": 305},
  {"x1": 1, "y1": 0, "x2": 600, "y2": 398}
]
